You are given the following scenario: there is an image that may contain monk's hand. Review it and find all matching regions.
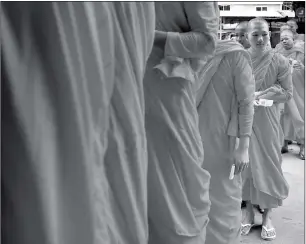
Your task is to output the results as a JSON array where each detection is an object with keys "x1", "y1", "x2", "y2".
[
  {"x1": 293, "y1": 61, "x2": 304, "y2": 70},
  {"x1": 233, "y1": 147, "x2": 249, "y2": 174}
]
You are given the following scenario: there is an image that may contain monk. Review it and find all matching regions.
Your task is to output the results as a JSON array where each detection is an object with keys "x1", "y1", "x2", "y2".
[
  {"x1": 287, "y1": 19, "x2": 305, "y2": 42},
  {"x1": 275, "y1": 23, "x2": 304, "y2": 52},
  {"x1": 2, "y1": 2, "x2": 155, "y2": 244},
  {"x1": 143, "y1": 2, "x2": 219, "y2": 243},
  {"x1": 277, "y1": 29, "x2": 305, "y2": 159},
  {"x1": 235, "y1": 21, "x2": 251, "y2": 49},
  {"x1": 241, "y1": 18, "x2": 292, "y2": 241},
  {"x1": 196, "y1": 39, "x2": 255, "y2": 244},
  {"x1": 234, "y1": 22, "x2": 267, "y2": 214}
]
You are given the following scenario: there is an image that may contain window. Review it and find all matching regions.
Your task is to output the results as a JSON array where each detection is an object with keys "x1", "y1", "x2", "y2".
[
  {"x1": 282, "y1": 2, "x2": 292, "y2": 11},
  {"x1": 256, "y1": 6, "x2": 268, "y2": 11},
  {"x1": 219, "y1": 5, "x2": 230, "y2": 11}
]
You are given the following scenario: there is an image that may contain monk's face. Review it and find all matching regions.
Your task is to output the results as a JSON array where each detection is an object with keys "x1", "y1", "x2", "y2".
[
  {"x1": 280, "y1": 33, "x2": 294, "y2": 50},
  {"x1": 287, "y1": 21, "x2": 298, "y2": 34},
  {"x1": 247, "y1": 21, "x2": 270, "y2": 50},
  {"x1": 235, "y1": 26, "x2": 250, "y2": 49}
]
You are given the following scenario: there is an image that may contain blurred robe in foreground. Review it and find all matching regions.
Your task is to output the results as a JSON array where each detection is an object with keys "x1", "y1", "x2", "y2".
[
  {"x1": 196, "y1": 40, "x2": 255, "y2": 244},
  {"x1": 1, "y1": 2, "x2": 155, "y2": 244},
  {"x1": 143, "y1": 2, "x2": 219, "y2": 243}
]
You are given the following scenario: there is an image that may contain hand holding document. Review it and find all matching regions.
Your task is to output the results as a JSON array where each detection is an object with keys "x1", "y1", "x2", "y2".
[{"x1": 254, "y1": 99, "x2": 274, "y2": 107}]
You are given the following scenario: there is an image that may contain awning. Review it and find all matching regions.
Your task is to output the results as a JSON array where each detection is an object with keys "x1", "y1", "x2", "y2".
[{"x1": 220, "y1": 10, "x2": 294, "y2": 18}]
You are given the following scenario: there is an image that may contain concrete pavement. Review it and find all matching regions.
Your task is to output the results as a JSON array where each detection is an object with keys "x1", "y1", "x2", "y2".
[{"x1": 241, "y1": 143, "x2": 305, "y2": 244}]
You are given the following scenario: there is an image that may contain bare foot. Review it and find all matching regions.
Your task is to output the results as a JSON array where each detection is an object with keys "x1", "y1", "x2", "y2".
[{"x1": 262, "y1": 209, "x2": 274, "y2": 229}]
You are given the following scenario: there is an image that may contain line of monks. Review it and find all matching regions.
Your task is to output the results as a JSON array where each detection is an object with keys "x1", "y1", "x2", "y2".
[{"x1": 2, "y1": 2, "x2": 304, "y2": 244}]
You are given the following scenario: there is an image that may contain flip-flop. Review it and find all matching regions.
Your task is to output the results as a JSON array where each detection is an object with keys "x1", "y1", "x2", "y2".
[
  {"x1": 241, "y1": 223, "x2": 255, "y2": 236},
  {"x1": 261, "y1": 225, "x2": 276, "y2": 241}
]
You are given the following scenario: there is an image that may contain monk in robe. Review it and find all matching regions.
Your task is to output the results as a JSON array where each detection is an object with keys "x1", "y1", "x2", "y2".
[
  {"x1": 275, "y1": 24, "x2": 304, "y2": 52},
  {"x1": 241, "y1": 18, "x2": 292, "y2": 241},
  {"x1": 277, "y1": 30, "x2": 305, "y2": 159},
  {"x1": 1, "y1": 2, "x2": 155, "y2": 244},
  {"x1": 195, "y1": 39, "x2": 255, "y2": 244},
  {"x1": 143, "y1": 2, "x2": 219, "y2": 243},
  {"x1": 287, "y1": 19, "x2": 305, "y2": 42},
  {"x1": 234, "y1": 22, "x2": 267, "y2": 214}
]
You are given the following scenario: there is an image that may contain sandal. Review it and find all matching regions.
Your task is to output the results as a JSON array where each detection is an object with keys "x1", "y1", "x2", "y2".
[
  {"x1": 241, "y1": 223, "x2": 255, "y2": 236},
  {"x1": 261, "y1": 225, "x2": 276, "y2": 241}
]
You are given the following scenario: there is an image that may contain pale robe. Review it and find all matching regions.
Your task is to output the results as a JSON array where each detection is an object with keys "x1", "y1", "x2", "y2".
[
  {"x1": 277, "y1": 44, "x2": 305, "y2": 144},
  {"x1": 143, "y1": 2, "x2": 219, "y2": 244},
  {"x1": 2, "y1": 2, "x2": 155, "y2": 244},
  {"x1": 196, "y1": 40, "x2": 255, "y2": 244},
  {"x1": 242, "y1": 50, "x2": 292, "y2": 208}
]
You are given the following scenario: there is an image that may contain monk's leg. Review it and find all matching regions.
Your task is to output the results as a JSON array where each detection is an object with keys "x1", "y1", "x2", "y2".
[
  {"x1": 281, "y1": 140, "x2": 289, "y2": 154},
  {"x1": 299, "y1": 143, "x2": 305, "y2": 160},
  {"x1": 242, "y1": 201, "x2": 255, "y2": 225},
  {"x1": 262, "y1": 208, "x2": 273, "y2": 229}
]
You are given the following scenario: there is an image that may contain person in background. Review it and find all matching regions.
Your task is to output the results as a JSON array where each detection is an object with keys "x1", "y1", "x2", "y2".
[
  {"x1": 1, "y1": 2, "x2": 155, "y2": 244},
  {"x1": 277, "y1": 29, "x2": 305, "y2": 159},
  {"x1": 196, "y1": 39, "x2": 255, "y2": 244},
  {"x1": 275, "y1": 23, "x2": 304, "y2": 52},
  {"x1": 241, "y1": 18, "x2": 292, "y2": 241},
  {"x1": 287, "y1": 19, "x2": 305, "y2": 42},
  {"x1": 143, "y1": 2, "x2": 219, "y2": 243},
  {"x1": 235, "y1": 21, "x2": 251, "y2": 49}
]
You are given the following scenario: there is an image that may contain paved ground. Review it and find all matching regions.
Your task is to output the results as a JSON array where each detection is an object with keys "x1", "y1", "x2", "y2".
[{"x1": 240, "y1": 144, "x2": 304, "y2": 244}]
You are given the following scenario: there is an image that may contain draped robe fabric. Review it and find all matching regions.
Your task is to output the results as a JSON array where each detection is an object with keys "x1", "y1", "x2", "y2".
[
  {"x1": 143, "y1": 2, "x2": 219, "y2": 244},
  {"x1": 277, "y1": 44, "x2": 305, "y2": 144},
  {"x1": 1, "y1": 2, "x2": 155, "y2": 244},
  {"x1": 196, "y1": 40, "x2": 255, "y2": 244},
  {"x1": 242, "y1": 50, "x2": 292, "y2": 209}
]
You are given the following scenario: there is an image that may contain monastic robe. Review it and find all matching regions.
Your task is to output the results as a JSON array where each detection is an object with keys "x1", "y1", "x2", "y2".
[
  {"x1": 278, "y1": 43, "x2": 305, "y2": 144},
  {"x1": 196, "y1": 40, "x2": 255, "y2": 244},
  {"x1": 143, "y1": 2, "x2": 219, "y2": 244},
  {"x1": 1, "y1": 2, "x2": 155, "y2": 244},
  {"x1": 242, "y1": 50, "x2": 293, "y2": 208}
]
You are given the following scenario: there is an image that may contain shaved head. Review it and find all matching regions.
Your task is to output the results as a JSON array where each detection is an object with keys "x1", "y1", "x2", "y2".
[
  {"x1": 248, "y1": 18, "x2": 269, "y2": 31},
  {"x1": 286, "y1": 19, "x2": 298, "y2": 34},
  {"x1": 280, "y1": 24, "x2": 291, "y2": 32},
  {"x1": 280, "y1": 29, "x2": 294, "y2": 38},
  {"x1": 235, "y1": 21, "x2": 248, "y2": 32}
]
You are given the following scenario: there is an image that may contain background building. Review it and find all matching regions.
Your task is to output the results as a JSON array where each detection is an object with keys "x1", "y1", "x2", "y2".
[{"x1": 217, "y1": 1, "x2": 301, "y2": 47}]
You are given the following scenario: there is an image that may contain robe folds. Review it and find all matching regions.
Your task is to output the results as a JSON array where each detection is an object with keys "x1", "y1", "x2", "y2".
[
  {"x1": 144, "y1": 2, "x2": 219, "y2": 244},
  {"x1": 1, "y1": 2, "x2": 155, "y2": 244},
  {"x1": 242, "y1": 50, "x2": 293, "y2": 209},
  {"x1": 277, "y1": 44, "x2": 305, "y2": 144},
  {"x1": 196, "y1": 40, "x2": 255, "y2": 244}
]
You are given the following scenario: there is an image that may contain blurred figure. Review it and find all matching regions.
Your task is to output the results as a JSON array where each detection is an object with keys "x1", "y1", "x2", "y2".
[
  {"x1": 287, "y1": 19, "x2": 305, "y2": 42},
  {"x1": 235, "y1": 22, "x2": 251, "y2": 49},
  {"x1": 2, "y1": 2, "x2": 155, "y2": 244},
  {"x1": 196, "y1": 39, "x2": 255, "y2": 244},
  {"x1": 241, "y1": 18, "x2": 292, "y2": 241},
  {"x1": 143, "y1": 2, "x2": 219, "y2": 243},
  {"x1": 277, "y1": 30, "x2": 305, "y2": 159}
]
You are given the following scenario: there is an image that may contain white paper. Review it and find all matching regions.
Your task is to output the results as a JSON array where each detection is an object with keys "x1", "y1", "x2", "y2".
[{"x1": 229, "y1": 164, "x2": 235, "y2": 180}]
